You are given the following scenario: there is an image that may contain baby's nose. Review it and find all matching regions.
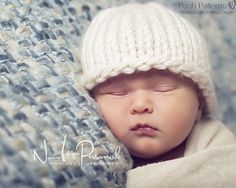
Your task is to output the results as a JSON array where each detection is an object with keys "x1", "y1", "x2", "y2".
[{"x1": 130, "y1": 91, "x2": 154, "y2": 114}]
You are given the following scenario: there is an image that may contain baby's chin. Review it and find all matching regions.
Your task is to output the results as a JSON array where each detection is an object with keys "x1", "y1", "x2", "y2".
[{"x1": 129, "y1": 149, "x2": 164, "y2": 159}]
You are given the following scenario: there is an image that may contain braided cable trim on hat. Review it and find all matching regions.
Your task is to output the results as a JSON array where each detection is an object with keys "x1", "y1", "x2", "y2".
[{"x1": 81, "y1": 55, "x2": 215, "y2": 113}]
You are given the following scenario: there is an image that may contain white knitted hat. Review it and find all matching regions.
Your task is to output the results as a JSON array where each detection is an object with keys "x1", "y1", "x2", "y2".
[{"x1": 79, "y1": 2, "x2": 216, "y2": 114}]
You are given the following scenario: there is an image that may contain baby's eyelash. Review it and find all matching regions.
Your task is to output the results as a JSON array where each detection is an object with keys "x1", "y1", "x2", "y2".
[
  {"x1": 153, "y1": 85, "x2": 177, "y2": 92},
  {"x1": 106, "y1": 90, "x2": 128, "y2": 96}
]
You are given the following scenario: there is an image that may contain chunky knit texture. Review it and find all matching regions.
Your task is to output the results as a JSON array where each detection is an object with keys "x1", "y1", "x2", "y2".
[
  {"x1": 0, "y1": 1, "x2": 132, "y2": 187},
  {"x1": 80, "y1": 2, "x2": 216, "y2": 114}
]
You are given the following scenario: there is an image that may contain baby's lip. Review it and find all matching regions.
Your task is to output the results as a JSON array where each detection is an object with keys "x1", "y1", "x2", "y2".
[{"x1": 130, "y1": 123, "x2": 159, "y2": 131}]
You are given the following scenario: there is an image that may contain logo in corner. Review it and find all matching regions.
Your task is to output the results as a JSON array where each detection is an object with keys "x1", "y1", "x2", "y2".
[{"x1": 228, "y1": 0, "x2": 236, "y2": 9}]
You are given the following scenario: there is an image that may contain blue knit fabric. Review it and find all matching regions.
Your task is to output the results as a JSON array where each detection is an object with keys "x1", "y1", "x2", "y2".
[{"x1": 0, "y1": 1, "x2": 132, "y2": 187}]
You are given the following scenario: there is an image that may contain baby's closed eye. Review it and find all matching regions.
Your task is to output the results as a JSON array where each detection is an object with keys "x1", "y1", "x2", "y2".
[
  {"x1": 152, "y1": 85, "x2": 178, "y2": 92},
  {"x1": 106, "y1": 90, "x2": 128, "y2": 96}
]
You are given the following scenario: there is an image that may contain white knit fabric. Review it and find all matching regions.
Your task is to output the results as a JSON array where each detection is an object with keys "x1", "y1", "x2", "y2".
[{"x1": 79, "y1": 2, "x2": 216, "y2": 113}]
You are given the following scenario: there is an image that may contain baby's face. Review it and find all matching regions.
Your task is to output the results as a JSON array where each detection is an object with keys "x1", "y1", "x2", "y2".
[{"x1": 92, "y1": 69, "x2": 201, "y2": 158}]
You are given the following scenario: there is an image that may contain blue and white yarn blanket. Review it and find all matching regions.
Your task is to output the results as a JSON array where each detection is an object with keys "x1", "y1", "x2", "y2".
[{"x1": 0, "y1": 1, "x2": 132, "y2": 187}]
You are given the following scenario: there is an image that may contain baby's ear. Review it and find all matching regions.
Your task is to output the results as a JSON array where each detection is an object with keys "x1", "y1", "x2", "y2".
[
  {"x1": 195, "y1": 94, "x2": 203, "y2": 122},
  {"x1": 194, "y1": 109, "x2": 202, "y2": 125},
  {"x1": 196, "y1": 88, "x2": 206, "y2": 120},
  {"x1": 196, "y1": 107, "x2": 202, "y2": 122}
]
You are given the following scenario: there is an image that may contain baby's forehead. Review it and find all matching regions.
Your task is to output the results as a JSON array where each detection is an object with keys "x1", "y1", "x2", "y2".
[{"x1": 98, "y1": 69, "x2": 186, "y2": 87}]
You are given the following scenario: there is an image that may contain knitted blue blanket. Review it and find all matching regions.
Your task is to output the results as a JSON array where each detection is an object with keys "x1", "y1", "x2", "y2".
[{"x1": 0, "y1": 1, "x2": 132, "y2": 187}]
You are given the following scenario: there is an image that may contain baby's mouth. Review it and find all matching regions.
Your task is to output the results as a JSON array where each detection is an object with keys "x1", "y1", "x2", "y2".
[
  {"x1": 131, "y1": 124, "x2": 158, "y2": 130},
  {"x1": 130, "y1": 124, "x2": 159, "y2": 136}
]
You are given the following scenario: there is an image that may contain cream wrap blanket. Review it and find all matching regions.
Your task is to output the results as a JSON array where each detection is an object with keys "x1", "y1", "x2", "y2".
[{"x1": 127, "y1": 118, "x2": 236, "y2": 188}]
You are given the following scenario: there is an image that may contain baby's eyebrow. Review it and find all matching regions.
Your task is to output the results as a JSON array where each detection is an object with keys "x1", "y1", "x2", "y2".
[
  {"x1": 105, "y1": 83, "x2": 125, "y2": 89},
  {"x1": 104, "y1": 78, "x2": 127, "y2": 87}
]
